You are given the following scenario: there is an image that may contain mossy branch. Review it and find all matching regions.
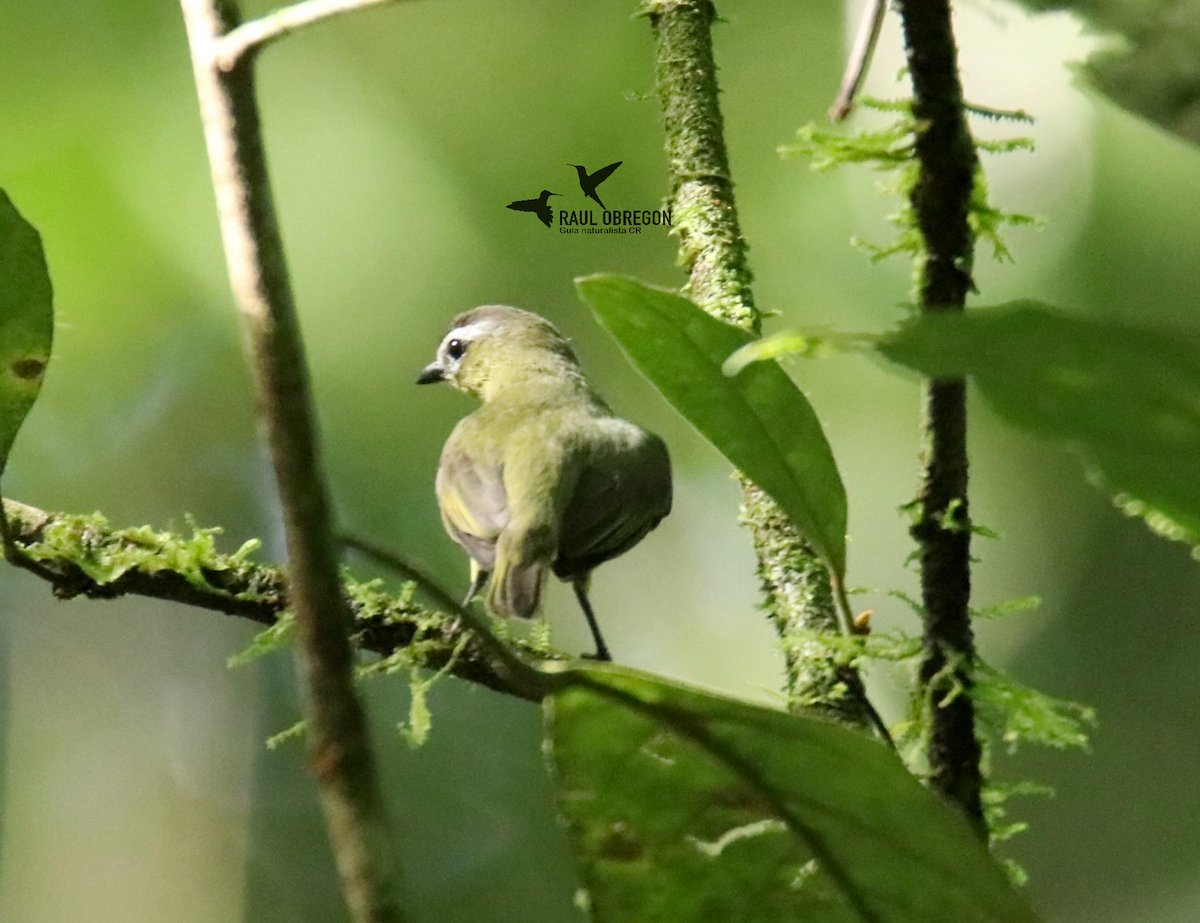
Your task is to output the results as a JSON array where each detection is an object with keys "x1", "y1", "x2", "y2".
[
  {"x1": 642, "y1": 0, "x2": 755, "y2": 331},
  {"x1": 1, "y1": 498, "x2": 542, "y2": 701},
  {"x1": 641, "y1": 0, "x2": 881, "y2": 735},
  {"x1": 893, "y1": 0, "x2": 985, "y2": 834}
]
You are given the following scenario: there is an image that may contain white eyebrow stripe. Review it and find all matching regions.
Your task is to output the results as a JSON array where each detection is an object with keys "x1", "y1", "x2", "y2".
[{"x1": 444, "y1": 319, "x2": 497, "y2": 347}]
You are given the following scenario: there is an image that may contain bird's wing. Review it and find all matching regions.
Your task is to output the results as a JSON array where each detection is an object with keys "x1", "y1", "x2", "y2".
[
  {"x1": 485, "y1": 421, "x2": 575, "y2": 618},
  {"x1": 554, "y1": 421, "x2": 672, "y2": 579},
  {"x1": 589, "y1": 161, "x2": 622, "y2": 185},
  {"x1": 436, "y1": 425, "x2": 509, "y2": 572}
]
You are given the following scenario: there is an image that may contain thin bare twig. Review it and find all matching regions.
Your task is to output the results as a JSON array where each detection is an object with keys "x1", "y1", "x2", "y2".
[
  {"x1": 830, "y1": 0, "x2": 888, "y2": 121},
  {"x1": 181, "y1": 1, "x2": 404, "y2": 919},
  {"x1": 216, "y1": 0, "x2": 410, "y2": 69},
  {"x1": 341, "y1": 533, "x2": 462, "y2": 615}
]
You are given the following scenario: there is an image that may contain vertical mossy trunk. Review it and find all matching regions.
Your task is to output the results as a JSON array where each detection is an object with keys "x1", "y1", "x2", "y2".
[
  {"x1": 643, "y1": 0, "x2": 877, "y2": 731},
  {"x1": 894, "y1": 0, "x2": 986, "y2": 834}
]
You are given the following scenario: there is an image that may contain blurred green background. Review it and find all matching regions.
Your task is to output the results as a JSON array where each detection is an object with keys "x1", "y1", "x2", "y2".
[{"x1": 1, "y1": 1, "x2": 1198, "y2": 921}]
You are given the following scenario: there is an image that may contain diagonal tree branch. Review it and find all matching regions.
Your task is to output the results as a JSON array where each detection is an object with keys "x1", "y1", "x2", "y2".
[
  {"x1": 182, "y1": 1, "x2": 404, "y2": 918},
  {"x1": 2, "y1": 498, "x2": 540, "y2": 702},
  {"x1": 830, "y1": 0, "x2": 888, "y2": 120},
  {"x1": 215, "y1": 0, "x2": 414, "y2": 70}
]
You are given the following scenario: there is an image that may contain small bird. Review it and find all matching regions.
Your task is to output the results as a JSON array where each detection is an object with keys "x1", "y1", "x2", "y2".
[
  {"x1": 418, "y1": 305, "x2": 672, "y2": 661},
  {"x1": 569, "y1": 162, "x2": 622, "y2": 209},
  {"x1": 506, "y1": 190, "x2": 560, "y2": 228}
]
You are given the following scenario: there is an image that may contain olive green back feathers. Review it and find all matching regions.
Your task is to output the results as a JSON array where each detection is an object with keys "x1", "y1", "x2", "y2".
[{"x1": 420, "y1": 305, "x2": 672, "y2": 624}]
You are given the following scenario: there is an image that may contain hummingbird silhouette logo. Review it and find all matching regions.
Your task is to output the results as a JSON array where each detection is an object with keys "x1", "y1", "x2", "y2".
[
  {"x1": 569, "y1": 161, "x2": 622, "y2": 208},
  {"x1": 506, "y1": 190, "x2": 560, "y2": 228}
]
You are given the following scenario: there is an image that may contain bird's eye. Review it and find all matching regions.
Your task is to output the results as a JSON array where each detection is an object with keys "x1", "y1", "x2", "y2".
[{"x1": 446, "y1": 338, "x2": 466, "y2": 360}]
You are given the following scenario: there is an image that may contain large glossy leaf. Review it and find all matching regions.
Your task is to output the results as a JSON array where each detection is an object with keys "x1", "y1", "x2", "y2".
[
  {"x1": 877, "y1": 302, "x2": 1200, "y2": 547},
  {"x1": 575, "y1": 274, "x2": 847, "y2": 577},
  {"x1": 544, "y1": 663, "x2": 1041, "y2": 923},
  {"x1": 0, "y1": 190, "x2": 53, "y2": 478}
]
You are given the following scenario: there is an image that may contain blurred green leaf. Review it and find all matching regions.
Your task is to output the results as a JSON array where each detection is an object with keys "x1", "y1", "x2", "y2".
[
  {"x1": 876, "y1": 302, "x2": 1200, "y2": 548},
  {"x1": 0, "y1": 190, "x2": 53, "y2": 478},
  {"x1": 545, "y1": 663, "x2": 1041, "y2": 923},
  {"x1": 725, "y1": 330, "x2": 872, "y2": 375},
  {"x1": 1017, "y1": 0, "x2": 1200, "y2": 144},
  {"x1": 723, "y1": 332, "x2": 818, "y2": 373},
  {"x1": 575, "y1": 274, "x2": 847, "y2": 577}
]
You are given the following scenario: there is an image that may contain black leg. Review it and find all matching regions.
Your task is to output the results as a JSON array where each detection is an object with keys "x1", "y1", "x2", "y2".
[
  {"x1": 462, "y1": 569, "x2": 489, "y2": 608},
  {"x1": 447, "y1": 569, "x2": 489, "y2": 636},
  {"x1": 572, "y1": 576, "x2": 612, "y2": 662}
]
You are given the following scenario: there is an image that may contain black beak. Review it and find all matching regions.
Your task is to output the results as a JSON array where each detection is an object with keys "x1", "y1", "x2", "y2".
[{"x1": 417, "y1": 363, "x2": 444, "y2": 385}]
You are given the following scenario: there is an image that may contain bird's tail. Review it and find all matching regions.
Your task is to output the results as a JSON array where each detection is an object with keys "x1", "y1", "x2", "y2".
[{"x1": 488, "y1": 557, "x2": 547, "y2": 619}]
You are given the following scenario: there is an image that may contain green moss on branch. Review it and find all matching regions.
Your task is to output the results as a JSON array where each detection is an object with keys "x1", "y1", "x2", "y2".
[
  {"x1": 644, "y1": 0, "x2": 879, "y2": 734},
  {"x1": 1, "y1": 498, "x2": 540, "y2": 701},
  {"x1": 893, "y1": 0, "x2": 985, "y2": 833}
]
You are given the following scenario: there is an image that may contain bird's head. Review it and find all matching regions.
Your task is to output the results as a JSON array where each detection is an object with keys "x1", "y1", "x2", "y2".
[{"x1": 417, "y1": 305, "x2": 584, "y2": 401}]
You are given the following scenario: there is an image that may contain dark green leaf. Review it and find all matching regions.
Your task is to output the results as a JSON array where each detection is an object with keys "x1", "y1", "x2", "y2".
[
  {"x1": 575, "y1": 274, "x2": 847, "y2": 577},
  {"x1": 877, "y1": 302, "x2": 1200, "y2": 547},
  {"x1": 0, "y1": 190, "x2": 53, "y2": 477},
  {"x1": 1016, "y1": 0, "x2": 1200, "y2": 145},
  {"x1": 545, "y1": 663, "x2": 1041, "y2": 923}
]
